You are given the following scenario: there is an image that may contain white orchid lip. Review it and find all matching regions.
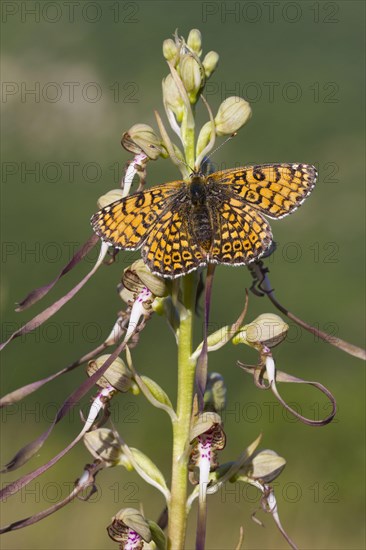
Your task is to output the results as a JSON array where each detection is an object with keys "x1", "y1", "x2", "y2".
[
  {"x1": 265, "y1": 353, "x2": 276, "y2": 386},
  {"x1": 124, "y1": 287, "x2": 153, "y2": 343}
]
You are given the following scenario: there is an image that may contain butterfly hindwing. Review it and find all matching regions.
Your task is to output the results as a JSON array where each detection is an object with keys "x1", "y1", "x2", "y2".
[
  {"x1": 142, "y1": 210, "x2": 205, "y2": 277},
  {"x1": 210, "y1": 198, "x2": 273, "y2": 265}
]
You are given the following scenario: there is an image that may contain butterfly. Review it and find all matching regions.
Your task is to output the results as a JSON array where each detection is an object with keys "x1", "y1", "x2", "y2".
[{"x1": 91, "y1": 163, "x2": 317, "y2": 278}]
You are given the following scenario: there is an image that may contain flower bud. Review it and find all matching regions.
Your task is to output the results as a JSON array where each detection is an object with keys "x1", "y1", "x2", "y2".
[
  {"x1": 180, "y1": 54, "x2": 205, "y2": 103},
  {"x1": 196, "y1": 121, "x2": 212, "y2": 158},
  {"x1": 247, "y1": 313, "x2": 288, "y2": 348},
  {"x1": 187, "y1": 29, "x2": 202, "y2": 55},
  {"x1": 86, "y1": 355, "x2": 133, "y2": 392},
  {"x1": 233, "y1": 313, "x2": 289, "y2": 349},
  {"x1": 121, "y1": 124, "x2": 163, "y2": 160},
  {"x1": 250, "y1": 449, "x2": 286, "y2": 482},
  {"x1": 162, "y1": 73, "x2": 185, "y2": 122},
  {"x1": 107, "y1": 508, "x2": 152, "y2": 544},
  {"x1": 140, "y1": 375, "x2": 173, "y2": 409},
  {"x1": 83, "y1": 428, "x2": 122, "y2": 465},
  {"x1": 215, "y1": 96, "x2": 252, "y2": 135},
  {"x1": 97, "y1": 189, "x2": 123, "y2": 209},
  {"x1": 163, "y1": 38, "x2": 179, "y2": 64},
  {"x1": 202, "y1": 51, "x2": 219, "y2": 78}
]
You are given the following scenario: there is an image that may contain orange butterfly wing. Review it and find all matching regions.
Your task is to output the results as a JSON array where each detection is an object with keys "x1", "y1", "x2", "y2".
[
  {"x1": 209, "y1": 163, "x2": 317, "y2": 219},
  {"x1": 209, "y1": 199, "x2": 272, "y2": 265},
  {"x1": 141, "y1": 210, "x2": 206, "y2": 278},
  {"x1": 91, "y1": 182, "x2": 183, "y2": 250},
  {"x1": 90, "y1": 163, "x2": 316, "y2": 278}
]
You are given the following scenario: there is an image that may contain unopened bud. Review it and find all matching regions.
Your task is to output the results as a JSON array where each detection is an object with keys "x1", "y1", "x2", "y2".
[
  {"x1": 84, "y1": 428, "x2": 122, "y2": 465},
  {"x1": 233, "y1": 313, "x2": 289, "y2": 349},
  {"x1": 187, "y1": 29, "x2": 202, "y2": 55},
  {"x1": 180, "y1": 54, "x2": 205, "y2": 103},
  {"x1": 196, "y1": 121, "x2": 212, "y2": 157},
  {"x1": 202, "y1": 51, "x2": 219, "y2": 78},
  {"x1": 250, "y1": 449, "x2": 286, "y2": 482},
  {"x1": 163, "y1": 38, "x2": 179, "y2": 64},
  {"x1": 215, "y1": 96, "x2": 252, "y2": 135},
  {"x1": 86, "y1": 355, "x2": 133, "y2": 392},
  {"x1": 162, "y1": 74, "x2": 185, "y2": 122}
]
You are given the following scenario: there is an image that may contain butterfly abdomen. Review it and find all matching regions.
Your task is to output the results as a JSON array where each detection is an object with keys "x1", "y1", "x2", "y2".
[{"x1": 191, "y1": 205, "x2": 213, "y2": 252}]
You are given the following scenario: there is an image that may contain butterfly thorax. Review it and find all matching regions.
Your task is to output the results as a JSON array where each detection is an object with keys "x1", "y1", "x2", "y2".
[
  {"x1": 189, "y1": 174, "x2": 213, "y2": 252},
  {"x1": 189, "y1": 174, "x2": 207, "y2": 205}
]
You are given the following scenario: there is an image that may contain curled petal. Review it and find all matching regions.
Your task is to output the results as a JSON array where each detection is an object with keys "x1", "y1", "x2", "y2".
[
  {"x1": 0, "y1": 462, "x2": 103, "y2": 533},
  {"x1": 238, "y1": 359, "x2": 337, "y2": 426},
  {"x1": 255, "y1": 484, "x2": 298, "y2": 550},
  {"x1": 249, "y1": 261, "x2": 366, "y2": 360}
]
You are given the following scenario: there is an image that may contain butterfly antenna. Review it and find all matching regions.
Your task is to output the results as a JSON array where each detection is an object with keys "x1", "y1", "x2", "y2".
[
  {"x1": 206, "y1": 132, "x2": 237, "y2": 162},
  {"x1": 170, "y1": 153, "x2": 194, "y2": 174},
  {"x1": 197, "y1": 132, "x2": 237, "y2": 176},
  {"x1": 147, "y1": 142, "x2": 193, "y2": 178}
]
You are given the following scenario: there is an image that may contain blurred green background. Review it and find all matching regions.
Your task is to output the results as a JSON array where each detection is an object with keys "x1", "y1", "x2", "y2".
[{"x1": 1, "y1": 1, "x2": 365, "y2": 548}]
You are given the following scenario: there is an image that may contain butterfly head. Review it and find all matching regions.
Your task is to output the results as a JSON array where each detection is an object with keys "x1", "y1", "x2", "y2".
[{"x1": 189, "y1": 171, "x2": 205, "y2": 183}]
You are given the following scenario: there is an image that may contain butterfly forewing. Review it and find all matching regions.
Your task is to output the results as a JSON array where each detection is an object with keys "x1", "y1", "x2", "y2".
[
  {"x1": 91, "y1": 181, "x2": 183, "y2": 250},
  {"x1": 210, "y1": 163, "x2": 317, "y2": 219}
]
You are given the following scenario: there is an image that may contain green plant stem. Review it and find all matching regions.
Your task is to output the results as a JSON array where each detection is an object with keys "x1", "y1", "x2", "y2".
[
  {"x1": 168, "y1": 274, "x2": 196, "y2": 549},
  {"x1": 185, "y1": 126, "x2": 196, "y2": 170}
]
